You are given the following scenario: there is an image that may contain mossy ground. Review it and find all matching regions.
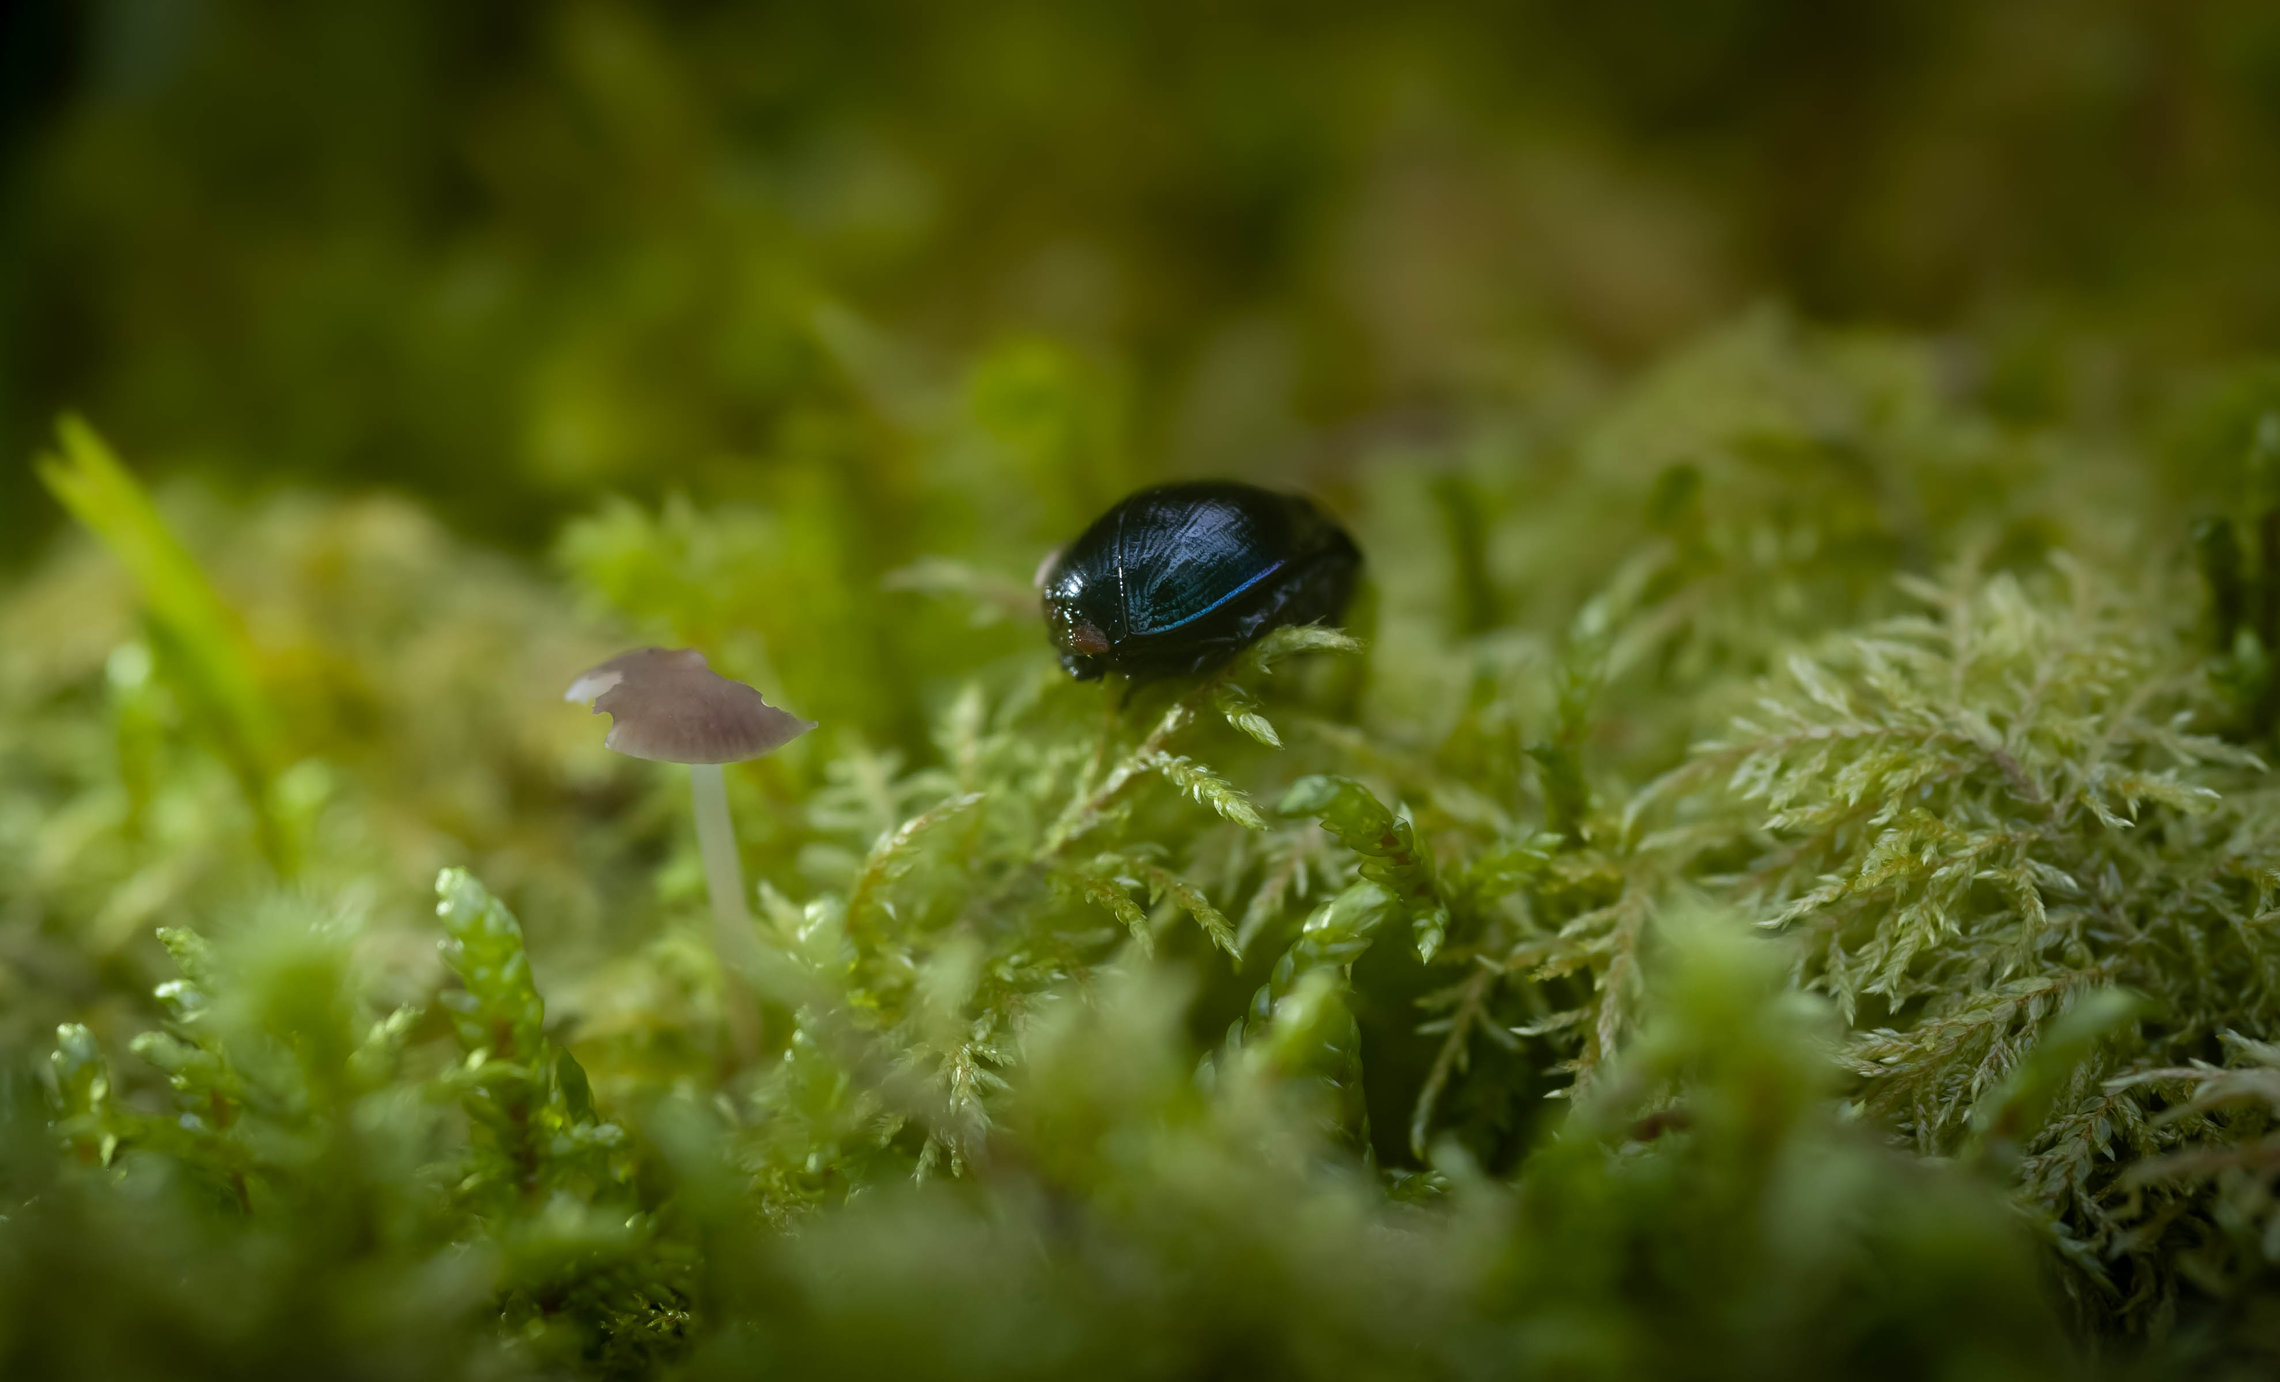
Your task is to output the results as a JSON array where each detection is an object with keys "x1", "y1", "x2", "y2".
[
  {"x1": 8, "y1": 316, "x2": 2280, "y2": 1378},
  {"x1": 12, "y1": 5, "x2": 2280, "y2": 1374}
]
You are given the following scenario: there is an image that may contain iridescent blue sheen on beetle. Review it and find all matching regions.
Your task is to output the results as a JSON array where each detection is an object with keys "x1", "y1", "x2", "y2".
[{"x1": 1040, "y1": 481, "x2": 1361, "y2": 681}]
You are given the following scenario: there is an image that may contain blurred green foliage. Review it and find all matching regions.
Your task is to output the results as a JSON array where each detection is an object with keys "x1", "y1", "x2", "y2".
[
  {"x1": 13, "y1": 0, "x2": 2280, "y2": 556},
  {"x1": 13, "y1": 1, "x2": 2280, "y2": 1377}
]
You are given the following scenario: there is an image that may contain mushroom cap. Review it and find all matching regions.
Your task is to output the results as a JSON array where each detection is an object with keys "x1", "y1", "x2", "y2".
[{"x1": 564, "y1": 647, "x2": 816, "y2": 764}]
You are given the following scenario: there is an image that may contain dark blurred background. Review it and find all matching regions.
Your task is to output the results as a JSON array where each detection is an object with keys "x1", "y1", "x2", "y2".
[{"x1": 7, "y1": 0, "x2": 2280, "y2": 561}]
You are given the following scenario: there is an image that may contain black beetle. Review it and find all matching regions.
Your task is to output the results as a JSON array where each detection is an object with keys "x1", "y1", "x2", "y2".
[{"x1": 1040, "y1": 481, "x2": 1361, "y2": 681}]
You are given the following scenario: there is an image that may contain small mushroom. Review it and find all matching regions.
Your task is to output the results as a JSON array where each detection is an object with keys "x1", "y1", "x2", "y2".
[
  {"x1": 567, "y1": 647, "x2": 814, "y2": 763},
  {"x1": 567, "y1": 647, "x2": 814, "y2": 1063}
]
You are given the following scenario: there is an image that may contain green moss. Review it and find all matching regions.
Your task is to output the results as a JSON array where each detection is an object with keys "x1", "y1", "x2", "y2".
[{"x1": 9, "y1": 319, "x2": 2280, "y2": 1377}]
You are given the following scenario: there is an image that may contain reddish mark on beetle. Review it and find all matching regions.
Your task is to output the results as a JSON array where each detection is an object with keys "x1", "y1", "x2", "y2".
[{"x1": 1069, "y1": 622, "x2": 1111, "y2": 656}]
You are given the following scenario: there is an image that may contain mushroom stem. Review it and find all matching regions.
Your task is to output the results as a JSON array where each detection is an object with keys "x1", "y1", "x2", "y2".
[{"x1": 688, "y1": 762, "x2": 761, "y2": 1065}]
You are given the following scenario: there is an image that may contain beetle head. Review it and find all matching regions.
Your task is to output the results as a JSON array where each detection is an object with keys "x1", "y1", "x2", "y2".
[{"x1": 1058, "y1": 648, "x2": 1107, "y2": 680}]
